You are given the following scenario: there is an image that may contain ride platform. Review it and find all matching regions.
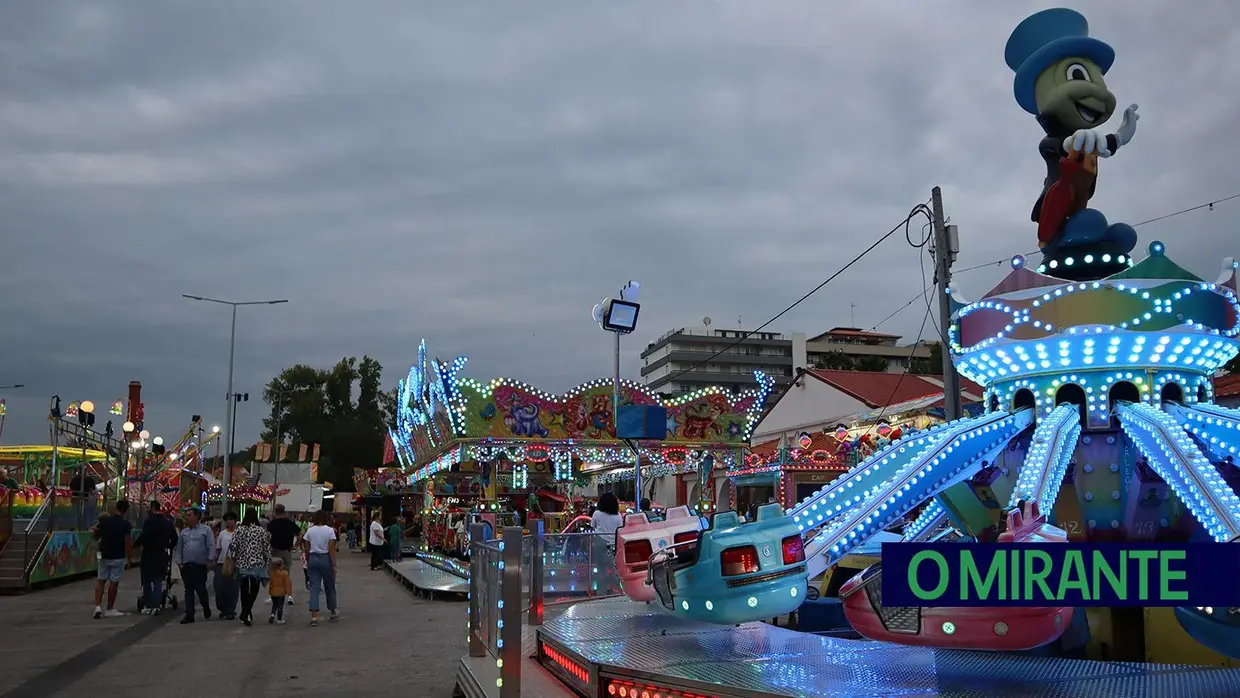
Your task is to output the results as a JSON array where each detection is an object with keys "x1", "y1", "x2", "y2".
[
  {"x1": 386, "y1": 558, "x2": 469, "y2": 596},
  {"x1": 532, "y1": 599, "x2": 1240, "y2": 697}
]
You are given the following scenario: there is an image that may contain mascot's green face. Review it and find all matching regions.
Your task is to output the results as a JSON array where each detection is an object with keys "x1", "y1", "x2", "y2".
[{"x1": 1033, "y1": 57, "x2": 1117, "y2": 131}]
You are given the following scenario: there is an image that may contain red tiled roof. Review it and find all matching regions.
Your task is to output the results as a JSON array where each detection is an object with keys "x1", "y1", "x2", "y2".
[
  {"x1": 805, "y1": 370, "x2": 983, "y2": 409},
  {"x1": 749, "y1": 431, "x2": 841, "y2": 458},
  {"x1": 1216, "y1": 373, "x2": 1240, "y2": 398}
]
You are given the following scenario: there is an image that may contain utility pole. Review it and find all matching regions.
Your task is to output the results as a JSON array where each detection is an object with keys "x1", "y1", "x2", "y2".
[{"x1": 930, "y1": 186, "x2": 962, "y2": 421}]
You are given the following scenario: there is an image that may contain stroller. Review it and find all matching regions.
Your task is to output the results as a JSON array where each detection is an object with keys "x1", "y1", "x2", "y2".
[{"x1": 136, "y1": 555, "x2": 179, "y2": 615}]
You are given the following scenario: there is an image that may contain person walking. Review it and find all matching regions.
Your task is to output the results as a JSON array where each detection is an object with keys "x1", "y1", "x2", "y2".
[
  {"x1": 227, "y1": 510, "x2": 272, "y2": 627},
  {"x1": 92, "y1": 500, "x2": 134, "y2": 619},
  {"x1": 368, "y1": 512, "x2": 386, "y2": 570},
  {"x1": 267, "y1": 557, "x2": 291, "y2": 624},
  {"x1": 303, "y1": 509, "x2": 339, "y2": 626},
  {"x1": 174, "y1": 508, "x2": 215, "y2": 624},
  {"x1": 213, "y1": 511, "x2": 240, "y2": 620},
  {"x1": 387, "y1": 518, "x2": 403, "y2": 562},
  {"x1": 266, "y1": 504, "x2": 300, "y2": 605},
  {"x1": 135, "y1": 500, "x2": 175, "y2": 615}
]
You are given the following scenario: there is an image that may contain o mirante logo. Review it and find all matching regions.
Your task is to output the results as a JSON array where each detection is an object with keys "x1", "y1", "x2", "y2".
[{"x1": 882, "y1": 543, "x2": 1240, "y2": 607}]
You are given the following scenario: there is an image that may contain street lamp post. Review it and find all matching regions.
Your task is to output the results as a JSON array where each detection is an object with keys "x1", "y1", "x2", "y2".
[
  {"x1": 183, "y1": 295, "x2": 288, "y2": 519},
  {"x1": 269, "y1": 388, "x2": 286, "y2": 513},
  {"x1": 0, "y1": 384, "x2": 19, "y2": 447},
  {"x1": 122, "y1": 421, "x2": 135, "y2": 510},
  {"x1": 592, "y1": 281, "x2": 642, "y2": 510}
]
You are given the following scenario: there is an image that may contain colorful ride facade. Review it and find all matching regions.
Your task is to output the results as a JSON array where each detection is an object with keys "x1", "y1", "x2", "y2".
[{"x1": 389, "y1": 339, "x2": 773, "y2": 524}]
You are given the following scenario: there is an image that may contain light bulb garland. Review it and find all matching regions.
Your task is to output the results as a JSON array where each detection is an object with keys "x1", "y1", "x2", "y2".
[
  {"x1": 1179, "y1": 403, "x2": 1240, "y2": 459},
  {"x1": 808, "y1": 410, "x2": 1033, "y2": 568},
  {"x1": 1117, "y1": 402, "x2": 1240, "y2": 541},
  {"x1": 1008, "y1": 403, "x2": 1081, "y2": 509}
]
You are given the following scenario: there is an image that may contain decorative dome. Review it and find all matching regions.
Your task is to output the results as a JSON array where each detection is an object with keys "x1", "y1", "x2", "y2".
[{"x1": 949, "y1": 243, "x2": 1240, "y2": 392}]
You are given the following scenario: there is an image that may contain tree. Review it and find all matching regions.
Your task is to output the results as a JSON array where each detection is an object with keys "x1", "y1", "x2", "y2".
[
  {"x1": 852, "y1": 355, "x2": 889, "y2": 373},
  {"x1": 259, "y1": 355, "x2": 393, "y2": 491},
  {"x1": 814, "y1": 351, "x2": 856, "y2": 370},
  {"x1": 812, "y1": 350, "x2": 888, "y2": 372},
  {"x1": 910, "y1": 342, "x2": 944, "y2": 375}
]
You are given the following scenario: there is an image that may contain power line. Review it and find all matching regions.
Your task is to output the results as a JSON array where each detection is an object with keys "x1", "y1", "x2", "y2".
[
  {"x1": 870, "y1": 190, "x2": 1240, "y2": 331},
  {"x1": 661, "y1": 204, "x2": 931, "y2": 386},
  {"x1": 1131, "y1": 192, "x2": 1240, "y2": 228}
]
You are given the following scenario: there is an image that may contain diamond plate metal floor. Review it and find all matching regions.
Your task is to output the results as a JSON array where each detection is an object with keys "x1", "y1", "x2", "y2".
[
  {"x1": 537, "y1": 599, "x2": 1240, "y2": 697},
  {"x1": 386, "y1": 558, "x2": 469, "y2": 594}
]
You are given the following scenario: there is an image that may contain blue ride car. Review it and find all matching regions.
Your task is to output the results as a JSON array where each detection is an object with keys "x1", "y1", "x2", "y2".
[
  {"x1": 648, "y1": 503, "x2": 809, "y2": 625},
  {"x1": 1175, "y1": 606, "x2": 1240, "y2": 659}
]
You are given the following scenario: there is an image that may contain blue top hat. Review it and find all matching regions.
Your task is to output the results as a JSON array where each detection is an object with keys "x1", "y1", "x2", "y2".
[{"x1": 1004, "y1": 8, "x2": 1114, "y2": 115}]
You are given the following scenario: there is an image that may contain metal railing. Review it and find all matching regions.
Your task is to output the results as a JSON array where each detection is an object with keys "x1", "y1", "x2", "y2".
[{"x1": 467, "y1": 520, "x2": 622, "y2": 696}]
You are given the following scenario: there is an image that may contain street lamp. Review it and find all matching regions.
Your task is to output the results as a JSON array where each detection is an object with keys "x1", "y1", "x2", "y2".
[
  {"x1": 183, "y1": 294, "x2": 288, "y2": 518},
  {"x1": 592, "y1": 280, "x2": 643, "y2": 509}
]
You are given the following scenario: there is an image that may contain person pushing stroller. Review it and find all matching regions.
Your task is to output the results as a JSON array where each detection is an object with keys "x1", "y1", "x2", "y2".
[{"x1": 135, "y1": 501, "x2": 177, "y2": 615}]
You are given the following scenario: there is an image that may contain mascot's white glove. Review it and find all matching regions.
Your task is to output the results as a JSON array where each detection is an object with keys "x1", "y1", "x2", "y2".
[
  {"x1": 1063, "y1": 129, "x2": 1111, "y2": 158},
  {"x1": 1115, "y1": 103, "x2": 1139, "y2": 147}
]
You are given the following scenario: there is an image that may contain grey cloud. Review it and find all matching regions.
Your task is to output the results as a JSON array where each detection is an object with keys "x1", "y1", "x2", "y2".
[{"x1": 2, "y1": 0, "x2": 1239, "y2": 449}]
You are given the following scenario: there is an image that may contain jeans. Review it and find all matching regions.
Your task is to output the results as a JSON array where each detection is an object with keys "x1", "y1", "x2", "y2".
[
  {"x1": 270, "y1": 596, "x2": 286, "y2": 620},
  {"x1": 239, "y1": 575, "x2": 263, "y2": 620},
  {"x1": 213, "y1": 564, "x2": 238, "y2": 616},
  {"x1": 140, "y1": 569, "x2": 164, "y2": 609},
  {"x1": 181, "y1": 563, "x2": 210, "y2": 619},
  {"x1": 307, "y1": 553, "x2": 337, "y2": 613}
]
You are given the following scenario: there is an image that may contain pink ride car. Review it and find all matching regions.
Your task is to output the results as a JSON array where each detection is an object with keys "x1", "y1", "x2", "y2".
[{"x1": 614, "y1": 506, "x2": 704, "y2": 602}]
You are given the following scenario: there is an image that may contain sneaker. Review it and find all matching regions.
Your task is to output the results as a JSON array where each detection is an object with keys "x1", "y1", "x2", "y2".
[
  {"x1": 286, "y1": 596, "x2": 294, "y2": 605},
  {"x1": 103, "y1": 609, "x2": 126, "y2": 618},
  {"x1": 93, "y1": 606, "x2": 102, "y2": 620},
  {"x1": 180, "y1": 618, "x2": 195, "y2": 624},
  {"x1": 150, "y1": 607, "x2": 160, "y2": 616},
  {"x1": 329, "y1": 610, "x2": 340, "y2": 622},
  {"x1": 277, "y1": 619, "x2": 286, "y2": 625},
  {"x1": 140, "y1": 608, "x2": 151, "y2": 616},
  {"x1": 268, "y1": 614, "x2": 275, "y2": 625},
  {"x1": 263, "y1": 598, "x2": 272, "y2": 604}
]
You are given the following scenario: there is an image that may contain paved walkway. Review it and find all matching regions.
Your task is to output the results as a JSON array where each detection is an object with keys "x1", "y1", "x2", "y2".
[{"x1": 0, "y1": 550, "x2": 465, "y2": 697}]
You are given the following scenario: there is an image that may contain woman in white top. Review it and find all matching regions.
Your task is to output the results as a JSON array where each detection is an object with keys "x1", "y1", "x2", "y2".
[
  {"x1": 591, "y1": 492, "x2": 624, "y2": 535},
  {"x1": 302, "y1": 509, "x2": 339, "y2": 626},
  {"x1": 368, "y1": 512, "x2": 386, "y2": 570}
]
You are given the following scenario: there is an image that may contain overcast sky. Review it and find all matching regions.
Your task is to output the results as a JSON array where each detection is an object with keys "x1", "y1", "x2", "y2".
[{"x1": 2, "y1": 1, "x2": 1239, "y2": 451}]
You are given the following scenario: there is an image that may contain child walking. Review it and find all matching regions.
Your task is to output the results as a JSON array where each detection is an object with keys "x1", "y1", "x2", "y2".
[
  {"x1": 299, "y1": 544, "x2": 310, "y2": 591},
  {"x1": 268, "y1": 557, "x2": 291, "y2": 624}
]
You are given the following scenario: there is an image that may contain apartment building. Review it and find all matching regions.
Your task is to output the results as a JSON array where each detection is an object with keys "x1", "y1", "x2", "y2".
[{"x1": 640, "y1": 324, "x2": 934, "y2": 398}]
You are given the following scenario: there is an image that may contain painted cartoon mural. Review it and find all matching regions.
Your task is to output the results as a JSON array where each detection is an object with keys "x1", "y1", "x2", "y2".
[
  {"x1": 388, "y1": 340, "x2": 773, "y2": 474},
  {"x1": 28, "y1": 531, "x2": 99, "y2": 584},
  {"x1": 1004, "y1": 8, "x2": 1140, "y2": 278},
  {"x1": 353, "y1": 467, "x2": 409, "y2": 496},
  {"x1": 462, "y1": 380, "x2": 759, "y2": 444}
]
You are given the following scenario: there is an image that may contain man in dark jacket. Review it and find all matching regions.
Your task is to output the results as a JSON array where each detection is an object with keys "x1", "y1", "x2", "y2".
[{"x1": 135, "y1": 501, "x2": 176, "y2": 614}]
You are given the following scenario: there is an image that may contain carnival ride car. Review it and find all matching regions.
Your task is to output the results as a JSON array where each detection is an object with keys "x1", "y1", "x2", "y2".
[
  {"x1": 614, "y1": 505, "x2": 704, "y2": 602},
  {"x1": 840, "y1": 499, "x2": 1074, "y2": 650},
  {"x1": 559, "y1": 515, "x2": 593, "y2": 534},
  {"x1": 646, "y1": 503, "x2": 809, "y2": 624}
]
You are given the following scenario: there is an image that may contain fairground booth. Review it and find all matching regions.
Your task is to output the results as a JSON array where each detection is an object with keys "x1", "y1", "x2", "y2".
[
  {"x1": 728, "y1": 368, "x2": 984, "y2": 514},
  {"x1": 388, "y1": 339, "x2": 774, "y2": 540}
]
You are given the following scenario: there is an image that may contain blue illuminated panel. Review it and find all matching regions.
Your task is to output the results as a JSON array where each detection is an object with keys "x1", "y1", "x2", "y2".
[
  {"x1": 1117, "y1": 402, "x2": 1240, "y2": 541},
  {"x1": 790, "y1": 412, "x2": 1010, "y2": 533},
  {"x1": 1177, "y1": 403, "x2": 1240, "y2": 460},
  {"x1": 1009, "y1": 403, "x2": 1082, "y2": 510},
  {"x1": 804, "y1": 409, "x2": 1035, "y2": 576},
  {"x1": 901, "y1": 500, "x2": 948, "y2": 542}
]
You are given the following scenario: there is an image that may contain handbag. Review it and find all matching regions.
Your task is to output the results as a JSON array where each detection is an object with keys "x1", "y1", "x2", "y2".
[{"x1": 222, "y1": 556, "x2": 235, "y2": 577}]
